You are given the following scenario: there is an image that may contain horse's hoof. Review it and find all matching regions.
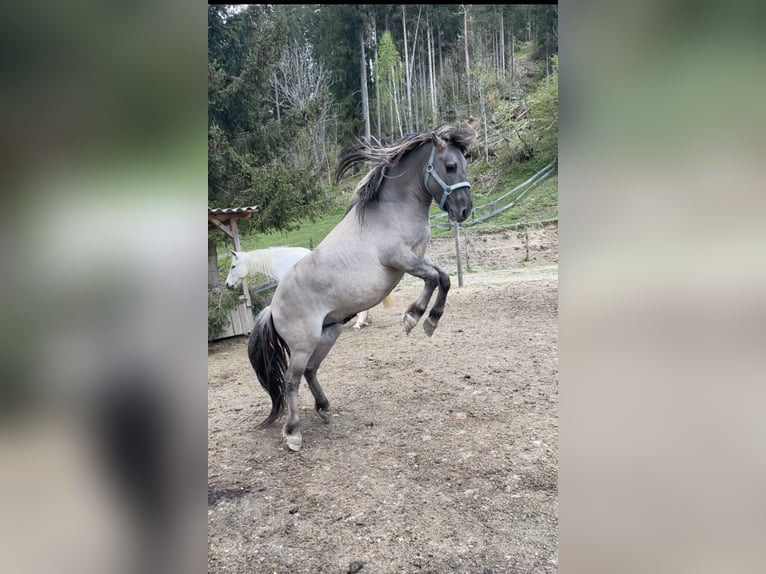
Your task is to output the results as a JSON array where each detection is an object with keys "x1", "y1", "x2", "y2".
[
  {"x1": 284, "y1": 433, "x2": 303, "y2": 452},
  {"x1": 403, "y1": 313, "x2": 418, "y2": 334},
  {"x1": 423, "y1": 317, "x2": 437, "y2": 337},
  {"x1": 317, "y1": 408, "x2": 331, "y2": 423}
]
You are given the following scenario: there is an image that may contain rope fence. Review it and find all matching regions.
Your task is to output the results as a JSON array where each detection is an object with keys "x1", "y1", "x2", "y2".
[{"x1": 430, "y1": 159, "x2": 557, "y2": 229}]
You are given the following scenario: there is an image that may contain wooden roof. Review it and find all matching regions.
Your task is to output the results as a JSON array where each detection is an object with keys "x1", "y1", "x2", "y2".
[{"x1": 208, "y1": 206, "x2": 260, "y2": 231}]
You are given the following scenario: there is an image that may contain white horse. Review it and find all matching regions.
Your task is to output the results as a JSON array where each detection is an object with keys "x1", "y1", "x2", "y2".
[
  {"x1": 224, "y1": 247, "x2": 389, "y2": 329},
  {"x1": 225, "y1": 246, "x2": 311, "y2": 287}
]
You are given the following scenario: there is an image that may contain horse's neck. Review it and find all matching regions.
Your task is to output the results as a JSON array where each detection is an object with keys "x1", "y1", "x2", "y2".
[
  {"x1": 245, "y1": 251, "x2": 278, "y2": 280},
  {"x1": 380, "y1": 145, "x2": 433, "y2": 216},
  {"x1": 270, "y1": 250, "x2": 307, "y2": 281},
  {"x1": 246, "y1": 248, "x2": 308, "y2": 282}
]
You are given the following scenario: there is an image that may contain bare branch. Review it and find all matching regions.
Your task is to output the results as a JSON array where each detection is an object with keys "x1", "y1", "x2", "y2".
[{"x1": 271, "y1": 40, "x2": 331, "y2": 112}]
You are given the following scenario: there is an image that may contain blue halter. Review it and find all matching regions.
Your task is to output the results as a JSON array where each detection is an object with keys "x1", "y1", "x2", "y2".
[{"x1": 423, "y1": 144, "x2": 472, "y2": 211}]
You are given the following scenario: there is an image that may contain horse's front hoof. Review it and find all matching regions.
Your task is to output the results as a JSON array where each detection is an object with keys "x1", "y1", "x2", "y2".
[
  {"x1": 283, "y1": 424, "x2": 303, "y2": 451},
  {"x1": 284, "y1": 432, "x2": 303, "y2": 452},
  {"x1": 403, "y1": 313, "x2": 418, "y2": 334},
  {"x1": 423, "y1": 317, "x2": 437, "y2": 337}
]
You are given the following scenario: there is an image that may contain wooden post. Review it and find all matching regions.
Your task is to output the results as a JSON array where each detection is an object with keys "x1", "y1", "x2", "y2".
[
  {"x1": 208, "y1": 240, "x2": 221, "y2": 290},
  {"x1": 454, "y1": 220, "x2": 464, "y2": 287},
  {"x1": 229, "y1": 218, "x2": 252, "y2": 308},
  {"x1": 464, "y1": 232, "x2": 471, "y2": 271},
  {"x1": 524, "y1": 225, "x2": 530, "y2": 262}
]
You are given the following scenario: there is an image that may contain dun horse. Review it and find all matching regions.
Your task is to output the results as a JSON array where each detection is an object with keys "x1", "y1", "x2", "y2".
[{"x1": 248, "y1": 125, "x2": 475, "y2": 450}]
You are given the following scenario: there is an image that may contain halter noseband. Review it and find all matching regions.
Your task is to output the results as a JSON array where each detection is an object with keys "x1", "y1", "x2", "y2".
[{"x1": 423, "y1": 144, "x2": 472, "y2": 211}]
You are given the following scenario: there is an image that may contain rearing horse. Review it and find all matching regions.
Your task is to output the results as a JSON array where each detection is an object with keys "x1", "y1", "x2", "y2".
[{"x1": 248, "y1": 125, "x2": 475, "y2": 450}]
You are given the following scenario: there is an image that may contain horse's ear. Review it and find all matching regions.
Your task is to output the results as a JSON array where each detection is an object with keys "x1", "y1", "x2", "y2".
[{"x1": 231, "y1": 250, "x2": 237, "y2": 257}]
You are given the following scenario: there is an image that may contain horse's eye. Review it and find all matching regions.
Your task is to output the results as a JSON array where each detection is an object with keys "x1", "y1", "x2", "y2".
[{"x1": 446, "y1": 163, "x2": 457, "y2": 173}]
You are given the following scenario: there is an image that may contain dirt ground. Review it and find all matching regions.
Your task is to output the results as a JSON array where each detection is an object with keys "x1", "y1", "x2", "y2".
[{"x1": 208, "y1": 224, "x2": 558, "y2": 574}]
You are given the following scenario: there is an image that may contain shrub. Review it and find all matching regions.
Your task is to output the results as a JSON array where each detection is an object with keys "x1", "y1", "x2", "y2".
[{"x1": 208, "y1": 288, "x2": 242, "y2": 342}]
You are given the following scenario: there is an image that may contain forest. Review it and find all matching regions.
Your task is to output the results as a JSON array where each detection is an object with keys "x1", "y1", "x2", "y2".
[{"x1": 208, "y1": 4, "x2": 558, "y2": 236}]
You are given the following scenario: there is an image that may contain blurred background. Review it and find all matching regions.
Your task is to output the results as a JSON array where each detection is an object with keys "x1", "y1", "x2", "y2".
[
  {"x1": 1, "y1": 1, "x2": 765, "y2": 573},
  {"x1": 560, "y1": 1, "x2": 766, "y2": 573},
  {"x1": 0, "y1": 1, "x2": 206, "y2": 573}
]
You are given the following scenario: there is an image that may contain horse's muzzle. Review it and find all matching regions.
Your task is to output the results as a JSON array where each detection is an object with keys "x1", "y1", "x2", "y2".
[{"x1": 450, "y1": 196, "x2": 473, "y2": 223}]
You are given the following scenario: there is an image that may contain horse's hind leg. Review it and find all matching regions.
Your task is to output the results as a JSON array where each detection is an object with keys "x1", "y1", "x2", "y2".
[
  {"x1": 354, "y1": 309, "x2": 374, "y2": 329},
  {"x1": 283, "y1": 347, "x2": 313, "y2": 451},
  {"x1": 304, "y1": 323, "x2": 343, "y2": 422},
  {"x1": 353, "y1": 310, "x2": 369, "y2": 329}
]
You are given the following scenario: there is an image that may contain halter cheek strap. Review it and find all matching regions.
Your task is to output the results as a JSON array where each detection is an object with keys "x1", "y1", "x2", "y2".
[{"x1": 423, "y1": 145, "x2": 472, "y2": 211}]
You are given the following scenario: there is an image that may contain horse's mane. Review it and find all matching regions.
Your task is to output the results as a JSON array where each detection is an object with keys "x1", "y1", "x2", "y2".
[
  {"x1": 335, "y1": 125, "x2": 476, "y2": 221},
  {"x1": 242, "y1": 247, "x2": 309, "y2": 282},
  {"x1": 244, "y1": 250, "x2": 279, "y2": 280}
]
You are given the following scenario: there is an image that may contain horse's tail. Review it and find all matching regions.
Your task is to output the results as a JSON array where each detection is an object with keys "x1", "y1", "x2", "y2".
[
  {"x1": 382, "y1": 293, "x2": 395, "y2": 308},
  {"x1": 247, "y1": 306, "x2": 290, "y2": 427}
]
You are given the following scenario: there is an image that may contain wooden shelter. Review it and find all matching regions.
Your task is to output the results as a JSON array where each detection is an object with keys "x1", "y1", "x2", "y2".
[{"x1": 208, "y1": 206, "x2": 260, "y2": 339}]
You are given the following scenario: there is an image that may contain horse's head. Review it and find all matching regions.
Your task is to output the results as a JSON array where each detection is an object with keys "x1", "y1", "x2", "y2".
[
  {"x1": 423, "y1": 131, "x2": 474, "y2": 223},
  {"x1": 224, "y1": 251, "x2": 248, "y2": 289}
]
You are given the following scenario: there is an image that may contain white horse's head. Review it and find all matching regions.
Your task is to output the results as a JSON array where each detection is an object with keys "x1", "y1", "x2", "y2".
[{"x1": 224, "y1": 251, "x2": 248, "y2": 289}]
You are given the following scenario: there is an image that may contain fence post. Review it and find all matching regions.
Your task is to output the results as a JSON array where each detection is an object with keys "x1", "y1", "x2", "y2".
[
  {"x1": 230, "y1": 218, "x2": 253, "y2": 308},
  {"x1": 454, "y1": 221, "x2": 464, "y2": 287},
  {"x1": 524, "y1": 225, "x2": 530, "y2": 262}
]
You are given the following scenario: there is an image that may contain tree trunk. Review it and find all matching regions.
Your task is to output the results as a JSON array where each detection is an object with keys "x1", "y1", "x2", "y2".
[
  {"x1": 359, "y1": 27, "x2": 371, "y2": 142},
  {"x1": 546, "y1": 45, "x2": 550, "y2": 82},
  {"x1": 420, "y1": 63, "x2": 428, "y2": 129},
  {"x1": 309, "y1": 126, "x2": 320, "y2": 168},
  {"x1": 478, "y1": 76, "x2": 488, "y2": 161},
  {"x1": 389, "y1": 78, "x2": 394, "y2": 136},
  {"x1": 407, "y1": 6, "x2": 422, "y2": 130},
  {"x1": 373, "y1": 19, "x2": 381, "y2": 141},
  {"x1": 451, "y1": 60, "x2": 457, "y2": 115},
  {"x1": 427, "y1": 19, "x2": 437, "y2": 125},
  {"x1": 374, "y1": 55, "x2": 382, "y2": 140},
  {"x1": 272, "y1": 71, "x2": 281, "y2": 126},
  {"x1": 511, "y1": 34, "x2": 515, "y2": 96},
  {"x1": 438, "y1": 27, "x2": 443, "y2": 86},
  {"x1": 392, "y1": 66, "x2": 403, "y2": 138},
  {"x1": 402, "y1": 5, "x2": 412, "y2": 133},
  {"x1": 412, "y1": 61, "x2": 419, "y2": 132},
  {"x1": 208, "y1": 240, "x2": 220, "y2": 290},
  {"x1": 463, "y1": 5, "x2": 471, "y2": 117},
  {"x1": 499, "y1": 8, "x2": 505, "y2": 80}
]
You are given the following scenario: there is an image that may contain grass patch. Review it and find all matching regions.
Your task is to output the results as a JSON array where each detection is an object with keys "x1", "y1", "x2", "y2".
[{"x1": 239, "y1": 204, "x2": 348, "y2": 251}]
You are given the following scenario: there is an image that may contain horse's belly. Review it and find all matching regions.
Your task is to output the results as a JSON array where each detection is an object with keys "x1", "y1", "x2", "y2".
[
  {"x1": 274, "y1": 247, "x2": 403, "y2": 327},
  {"x1": 322, "y1": 271, "x2": 401, "y2": 324}
]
